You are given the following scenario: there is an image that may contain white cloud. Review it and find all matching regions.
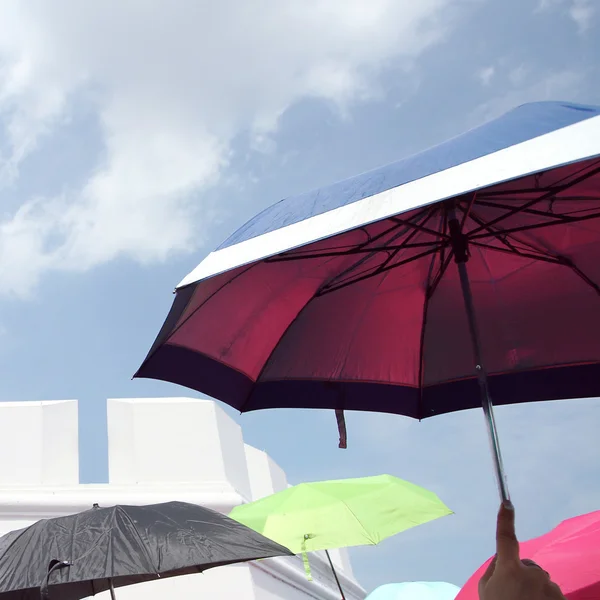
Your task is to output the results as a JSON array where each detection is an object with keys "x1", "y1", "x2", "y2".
[
  {"x1": 535, "y1": 0, "x2": 596, "y2": 33},
  {"x1": 508, "y1": 64, "x2": 529, "y2": 86},
  {"x1": 569, "y1": 0, "x2": 596, "y2": 31},
  {"x1": 0, "y1": 0, "x2": 470, "y2": 298},
  {"x1": 476, "y1": 66, "x2": 495, "y2": 86}
]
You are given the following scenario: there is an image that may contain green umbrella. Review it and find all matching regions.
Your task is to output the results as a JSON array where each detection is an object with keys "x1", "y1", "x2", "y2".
[{"x1": 230, "y1": 474, "x2": 452, "y2": 598}]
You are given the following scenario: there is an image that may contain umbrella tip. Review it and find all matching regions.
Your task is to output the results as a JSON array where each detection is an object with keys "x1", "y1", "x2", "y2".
[{"x1": 92, "y1": 503, "x2": 100, "y2": 509}]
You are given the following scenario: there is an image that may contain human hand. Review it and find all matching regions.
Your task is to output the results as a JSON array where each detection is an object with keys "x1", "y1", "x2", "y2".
[{"x1": 478, "y1": 503, "x2": 566, "y2": 600}]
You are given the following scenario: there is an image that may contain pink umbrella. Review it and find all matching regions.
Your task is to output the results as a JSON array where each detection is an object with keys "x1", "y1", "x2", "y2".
[{"x1": 456, "y1": 510, "x2": 600, "y2": 600}]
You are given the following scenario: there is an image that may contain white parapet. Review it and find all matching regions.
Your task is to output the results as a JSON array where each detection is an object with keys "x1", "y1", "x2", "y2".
[
  {"x1": 0, "y1": 400, "x2": 78, "y2": 486},
  {"x1": 244, "y1": 444, "x2": 289, "y2": 500},
  {"x1": 0, "y1": 398, "x2": 365, "y2": 600},
  {"x1": 107, "y1": 397, "x2": 252, "y2": 500}
]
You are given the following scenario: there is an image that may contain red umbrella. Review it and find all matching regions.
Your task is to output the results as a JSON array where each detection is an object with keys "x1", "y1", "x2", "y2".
[
  {"x1": 135, "y1": 101, "x2": 600, "y2": 502},
  {"x1": 456, "y1": 510, "x2": 600, "y2": 600}
]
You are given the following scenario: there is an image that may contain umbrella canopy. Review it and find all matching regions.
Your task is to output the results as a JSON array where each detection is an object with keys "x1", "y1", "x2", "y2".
[
  {"x1": 230, "y1": 474, "x2": 451, "y2": 600},
  {"x1": 455, "y1": 509, "x2": 600, "y2": 600},
  {"x1": 229, "y1": 474, "x2": 451, "y2": 554},
  {"x1": 366, "y1": 582, "x2": 460, "y2": 600},
  {"x1": 136, "y1": 100, "x2": 600, "y2": 418},
  {"x1": 135, "y1": 101, "x2": 600, "y2": 499},
  {"x1": 0, "y1": 501, "x2": 292, "y2": 600}
]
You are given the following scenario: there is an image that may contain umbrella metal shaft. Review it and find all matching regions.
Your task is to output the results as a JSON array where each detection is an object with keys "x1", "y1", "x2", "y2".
[
  {"x1": 456, "y1": 260, "x2": 510, "y2": 503},
  {"x1": 109, "y1": 578, "x2": 117, "y2": 600},
  {"x1": 448, "y1": 207, "x2": 510, "y2": 504},
  {"x1": 325, "y1": 550, "x2": 346, "y2": 600}
]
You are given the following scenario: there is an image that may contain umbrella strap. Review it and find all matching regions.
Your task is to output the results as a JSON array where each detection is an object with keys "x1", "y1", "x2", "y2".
[
  {"x1": 40, "y1": 560, "x2": 72, "y2": 599},
  {"x1": 335, "y1": 410, "x2": 347, "y2": 449},
  {"x1": 301, "y1": 537, "x2": 313, "y2": 581}
]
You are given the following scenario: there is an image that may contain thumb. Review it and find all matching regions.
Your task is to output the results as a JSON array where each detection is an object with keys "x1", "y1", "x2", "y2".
[{"x1": 496, "y1": 502, "x2": 520, "y2": 567}]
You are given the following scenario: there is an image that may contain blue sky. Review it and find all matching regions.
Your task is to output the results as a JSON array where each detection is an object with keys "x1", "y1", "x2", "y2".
[{"x1": 0, "y1": 0, "x2": 599, "y2": 593}]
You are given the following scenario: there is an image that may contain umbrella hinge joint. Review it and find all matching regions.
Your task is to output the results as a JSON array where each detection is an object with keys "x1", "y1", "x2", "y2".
[{"x1": 448, "y1": 218, "x2": 469, "y2": 263}]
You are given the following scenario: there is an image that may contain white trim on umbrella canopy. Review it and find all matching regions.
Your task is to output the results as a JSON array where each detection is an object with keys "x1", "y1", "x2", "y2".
[{"x1": 178, "y1": 106, "x2": 600, "y2": 289}]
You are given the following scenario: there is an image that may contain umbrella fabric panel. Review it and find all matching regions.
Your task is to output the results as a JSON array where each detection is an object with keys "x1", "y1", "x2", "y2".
[
  {"x1": 218, "y1": 102, "x2": 600, "y2": 251},
  {"x1": 167, "y1": 231, "x2": 369, "y2": 381}
]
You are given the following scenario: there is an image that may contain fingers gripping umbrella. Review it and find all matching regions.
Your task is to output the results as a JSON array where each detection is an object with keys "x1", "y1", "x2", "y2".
[
  {"x1": 135, "y1": 101, "x2": 600, "y2": 503},
  {"x1": 456, "y1": 509, "x2": 600, "y2": 600},
  {"x1": 0, "y1": 501, "x2": 292, "y2": 600},
  {"x1": 229, "y1": 474, "x2": 452, "y2": 599}
]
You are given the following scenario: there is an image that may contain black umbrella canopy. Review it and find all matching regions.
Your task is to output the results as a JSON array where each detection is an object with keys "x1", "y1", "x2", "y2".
[{"x1": 0, "y1": 501, "x2": 292, "y2": 600}]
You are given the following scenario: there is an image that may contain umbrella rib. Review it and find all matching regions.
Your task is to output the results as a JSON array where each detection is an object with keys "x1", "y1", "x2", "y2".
[
  {"x1": 332, "y1": 267, "x2": 393, "y2": 390},
  {"x1": 68, "y1": 511, "x2": 82, "y2": 575},
  {"x1": 470, "y1": 198, "x2": 600, "y2": 228},
  {"x1": 468, "y1": 162, "x2": 600, "y2": 235},
  {"x1": 341, "y1": 503, "x2": 378, "y2": 546},
  {"x1": 265, "y1": 241, "x2": 445, "y2": 261},
  {"x1": 476, "y1": 158, "x2": 599, "y2": 199},
  {"x1": 317, "y1": 209, "x2": 435, "y2": 292},
  {"x1": 303, "y1": 486, "x2": 379, "y2": 547},
  {"x1": 478, "y1": 159, "x2": 600, "y2": 199},
  {"x1": 422, "y1": 213, "x2": 453, "y2": 302},
  {"x1": 468, "y1": 241, "x2": 600, "y2": 295},
  {"x1": 316, "y1": 245, "x2": 444, "y2": 297},
  {"x1": 426, "y1": 252, "x2": 453, "y2": 303},
  {"x1": 478, "y1": 186, "x2": 559, "y2": 196},
  {"x1": 239, "y1": 298, "x2": 331, "y2": 412},
  {"x1": 547, "y1": 157, "x2": 600, "y2": 188},
  {"x1": 464, "y1": 204, "x2": 600, "y2": 295},
  {"x1": 463, "y1": 206, "x2": 589, "y2": 263},
  {"x1": 470, "y1": 209, "x2": 600, "y2": 239},
  {"x1": 439, "y1": 206, "x2": 448, "y2": 268},
  {"x1": 389, "y1": 215, "x2": 450, "y2": 239},
  {"x1": 468, "y1": 241, "x2": 563, "y2": 264},
  {"x1": 459, "y1": 192, "x2": 477, "y2": 229},
  {"x1": 144, "y1": 262, "x2": 257, "y2": 361},
  {"x1": 118, "y1": 508, "x2": 158, "y2": 574},
  {"x1": 457, "y1": 205, "x2": 523, "y2": 256},
  {"x1": 373, "y1": 206, "x2": 441, "y2": 275},
  {"x1": 473, "y1": 199, "x2": 574, "y2": 221},
  {"x1": 567, "y1": 263, "x2": 600, "y2": 294},
  {"x1": 267, "y1": 209, "x2": 432, "y2": 262},
  {"x1": 417, "y1": 217, "x2": 444, "y2": 419},
  {"x1": 268, "y1": 218, "x2": 414, "y2": 261},
  {"x1": 460, "y1": 206, "x2": 575, "y2": 265}
]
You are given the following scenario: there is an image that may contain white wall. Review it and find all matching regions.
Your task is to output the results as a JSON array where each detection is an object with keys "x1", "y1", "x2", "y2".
[
  {"x1": 0, "y1": 400, "x2": 78, "y2": 486},
  {"x1": 0, "y1": 398, "x2": 365, "y2": 600}
]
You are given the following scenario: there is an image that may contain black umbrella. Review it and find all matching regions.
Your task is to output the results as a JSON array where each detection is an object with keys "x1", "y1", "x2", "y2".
[{"x1": 0, "y1": 501, "x2": 292, "y2": 599}]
